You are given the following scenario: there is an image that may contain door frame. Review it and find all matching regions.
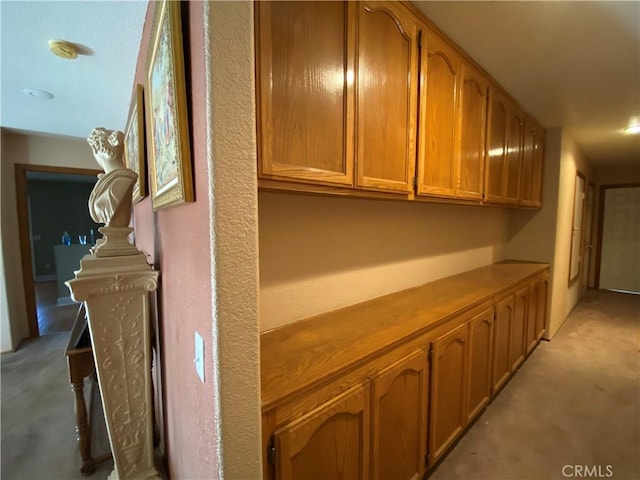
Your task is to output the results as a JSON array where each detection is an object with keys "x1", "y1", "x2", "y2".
[
  {"x1": 15, "y1": 163, "x2": 101, "y2": 338},
  {"x1": 594, "y1": 182, "x2": 640, "y2": 289}
]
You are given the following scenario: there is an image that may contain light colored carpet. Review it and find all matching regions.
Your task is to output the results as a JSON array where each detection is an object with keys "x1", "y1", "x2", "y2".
[
  {"x1": 430, "y1": 289, "x2": 640, "y2": 480},
  {"x1": 1, "y1": 331, "x2": 113, "y2": 480}
]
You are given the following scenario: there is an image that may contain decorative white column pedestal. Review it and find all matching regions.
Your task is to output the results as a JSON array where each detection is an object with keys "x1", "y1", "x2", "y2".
[{"x1": 67, "y1": 246, "x2": 161, "y2": 480}]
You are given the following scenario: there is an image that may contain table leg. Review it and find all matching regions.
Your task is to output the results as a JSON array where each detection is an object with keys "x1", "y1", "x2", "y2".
[{"x1": 71, "y1": 380, "x2": 95, "y2": 475}]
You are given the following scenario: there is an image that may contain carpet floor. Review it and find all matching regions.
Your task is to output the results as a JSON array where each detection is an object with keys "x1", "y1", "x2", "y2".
[{"x1": 429, "y1": 289, "x2": 640, "y2": 480}]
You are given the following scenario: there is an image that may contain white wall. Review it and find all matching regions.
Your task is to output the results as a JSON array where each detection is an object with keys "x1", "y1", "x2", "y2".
[
  {"x1": 0, "y1": 130, "x2": 98, "y2": 351},
  {"x1": 259, "y1": 192, "x2": 510, "y2": 331}
]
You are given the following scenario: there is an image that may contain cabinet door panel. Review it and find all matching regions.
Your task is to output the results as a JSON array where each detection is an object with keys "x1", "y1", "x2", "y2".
[
  {"x1": 458, "y1": 63, "x2": 488, "y2": 201},
  {"x1": 467, "y1": 308, "x2": 494, "y2": 422},
  {"x1": 510, "y1": 287, "x2": 528, "y2": 371},
  {"x1": 257, "y1": 1, "x2": 354, "y2": 185},
  {"x1": 505, "y1": 108, "x2": 524, "y2": 205},
  {"x1": 520, "y1": 119, "x2": 536, "y2": 206},
  {"x1": 417, "y1": 31, "x2": 460, "y2": 198},
  {"x1": 532, "y1": 130, "x2": 545, "y2": 208},
  {"x1": 371, "y1": 350, "x2": 429, "y2": 480},
  {"x1": 484, "y1": 88, "x2": 508, "y2": 204},
  {"x1": 356, "y1": 1, "x2": 417, "y2": 193},
  {"x1": 492, "y1": 295, "x2": 514, "y2": 394},
  {"x1": 275, "y1": 384, "x2": 370, "y2": 480},
  {"x1": 429, "y1": 322, "x2": 468, "y2": 466},
  {"x1": 535, "y1": 278, "x2": 549, "y2": 340},
  {"x1": 525, "y1": 282, "x2": 540, "y2": 354}
]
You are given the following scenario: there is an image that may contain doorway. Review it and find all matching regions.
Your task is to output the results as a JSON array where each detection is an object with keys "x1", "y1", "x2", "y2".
[
  {"x1": 596, "y1": 184, "x2": 640, "y2": 294},
  {"x1": 15, "y1": 164, "x2": 101, "y2": 338}
]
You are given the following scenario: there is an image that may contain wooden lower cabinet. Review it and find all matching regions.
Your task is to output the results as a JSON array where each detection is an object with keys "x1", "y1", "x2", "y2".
[
  {"x1": 274, "y1": 384, "x2": 370, "y2": 480},
  {"x1": 534, "y1": 278, "x2": 549, "y2": 340},
  {"x1": 466, "y1": 308, "x2": 494, "y2": 422},
  {"x1": 492, "y1": 295, "x2": 514, "y2": 393},
  {"x1": 371, "y1": 350, "x2": 429, "y2": 480},
  {"x1": 510, "y1": 286, "x2": 528, "y2": 371},
  {"x1": 429, "y1": 322, "x2": 469, "y2": 466}
]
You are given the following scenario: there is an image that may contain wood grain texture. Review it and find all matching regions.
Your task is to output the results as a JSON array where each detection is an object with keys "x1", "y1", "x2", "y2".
[
  {"x1": 457, "y1": 62, "x2": 488, "y2": 201},
  {"x1": 261, "y1": 262, "x2": 549, "y2": 410},
  {"x1": 371, "y1": 349, "x2": 428, "y2": 480},
  {"x1": 525, "y1": 281, "x2": 540, "y2": 355},
  {"x1": 505, "y1": 106, "x2": 524, "y2": 205},
  {"x1": 510, "y1": 286, "x2": 528, "y2": 371},
  {"x1": 429, "y1": 322, "x2": 468, "y2": 465},
  {"x1": 417, "y1": 28, "x2": 461, "y2": 198},
  {"x1": 491, "y1": 294, "x2": 514, "y2": 394},
  {"x1": 535, "y1": 278, "x2": 549, "y2": 340},
  {"x1": 484, "y1": 88, "x2": 508, "y2": 204},
  {"x1": 275, "y1": 383, "x2": 370, "y2": 480},
  {"x1": 520, "y1": 118, "x2": 536, "y2": 206},
  {"x1": 532, "y1": 128, "x2": 546, "y2": 208},
  {"x1": 257, "y1": 1, "x2": 355, "y2": 185},
  {"x1": 356, "y1": 1, "x2": 417, "y2": 193},
  {"x1": 466, "y1": 307, "x2": 494, "y2": 422}
]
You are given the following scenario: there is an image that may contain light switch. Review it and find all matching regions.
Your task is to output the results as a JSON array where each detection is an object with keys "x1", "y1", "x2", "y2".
[{"x1": 194, "y1": 331, "x2": 205, "y2": 383}]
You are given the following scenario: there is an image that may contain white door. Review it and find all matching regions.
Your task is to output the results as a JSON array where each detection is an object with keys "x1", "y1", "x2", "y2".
[{"x1": 599, "y1": 186, "x2": 640, "y2": 293}]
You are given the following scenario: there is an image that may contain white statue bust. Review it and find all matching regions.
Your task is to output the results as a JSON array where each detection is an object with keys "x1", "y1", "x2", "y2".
[{"x1": 87, "y1": 127, "x2": 138, "y2": 228}]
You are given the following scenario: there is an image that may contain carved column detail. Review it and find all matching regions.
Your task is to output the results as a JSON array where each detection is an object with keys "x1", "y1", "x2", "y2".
[{"x1": 67, "y1": 251, "x2": 160, "y2": 480}]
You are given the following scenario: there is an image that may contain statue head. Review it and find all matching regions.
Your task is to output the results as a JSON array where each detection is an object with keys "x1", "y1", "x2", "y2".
[{"x1": 87, "y1": 127, "x2": 125, "y2": 173}]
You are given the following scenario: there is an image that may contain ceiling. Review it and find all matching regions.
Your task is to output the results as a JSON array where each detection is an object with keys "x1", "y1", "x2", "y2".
[
  {"x1": 0, "y1": 0, "x2": 147, "y2": 141},
  {"x1": 1, "y1": 1, "x2": 639, "y2": 168},
  {"x1": 414, "y1": 1, "x2": 640, "y2": 167}
]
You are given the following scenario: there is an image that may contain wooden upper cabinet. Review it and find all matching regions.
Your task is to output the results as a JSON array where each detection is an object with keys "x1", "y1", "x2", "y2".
[
  {"x1": 466, "y1": 308, "x2": 494, "y2": 422},
  {"x1": 531, "y1": 129, "x2": 545, "y2": 208},
  {"x1": 457, "y1": 62, "x2": 489, "y2": 201},
  {"x1": 371, "y1": 350, "x2": 429, "y2": 480},
  {"x1": 417, "y1": 29, "x2": 461, "y2": 198},
  {"x1": 484, "y1": 88, "x2": 508, "y2": 204},
  {"x1": 519, "y1": 118, "x2": 536, "y2": 206},
  {"x1": 505, "y1": 106, "x2": 524, "y2": 205},
  {"x1": 356, "y1": 1, "x2": 418, "y2": 193},
  {"x1": 274, "y1": 383, "x2": 370, "y2": 480},
  {"x1": 429, "y1": 322, "x2": 469, "y2": 466},
  {"x1": 256, "y1": 1, "x2": 355, "y2": 186}
]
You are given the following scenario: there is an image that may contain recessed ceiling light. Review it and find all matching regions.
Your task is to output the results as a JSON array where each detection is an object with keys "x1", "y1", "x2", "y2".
[
  {"x1": 22, "y1": 88, "x2": 54, "y2": 100},
  {"x1": 624, "y1": 116, "x2": 640, "y2": 135},
  {"x1": 48, "y1": 39, "x2": 79, "y2": 60}
]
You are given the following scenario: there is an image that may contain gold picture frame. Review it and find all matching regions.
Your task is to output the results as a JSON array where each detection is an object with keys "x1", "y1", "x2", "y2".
[
  {"x1": 124, "y1": 84, "x2": 147, "y2": 203},
  {"x1": 145, "y1": 0, "x2": 193, "y2": 210}
]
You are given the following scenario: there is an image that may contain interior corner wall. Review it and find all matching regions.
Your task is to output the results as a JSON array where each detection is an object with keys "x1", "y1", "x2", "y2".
[
  {"x1": 547, "y1": 130, "x2": 594, "y2": 338},
  {"x1": 0, "y1": 130, "x2": 96, "y2": 351}
]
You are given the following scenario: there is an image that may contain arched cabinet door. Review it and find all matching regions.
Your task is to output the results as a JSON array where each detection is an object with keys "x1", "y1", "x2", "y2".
[
  {"x1": 510, "y1": 286, "x2": 529, "y2": 371},
  {"x1": 429, "y1": 322, "x2": 469, "y2": 466},
  {"x1": 520, "y1": 119, "x2": 537, "y2": 206},
  {"x1": 256, "y1": 1, "x2": 355, "y2": 186},
  {"x1": 274, "y1": 383, "x2": 370, "y2": 480},
  {"x1": 417, "y1": 30, "x2": 461, "y2": 198},
  {"x1": 492, "y1": 295, "x2": 515, "y2": 393},
  {"x1": 457, "y1": 62, "x2": 489, "y2": 201},
  {"x1": 371, "y1": 349, "x2": 429, "y2": 480},
  {"x1": 505, "y1": 107, "x2": 525, "y2": 205},
  {"x1": 466, "y1": 308, "x2": 494, "y2": 422},
  {"x1": 484, "y1": 88, "x2": 508, "y2": 204},
  {"x1": 356, "y1": 1, "x2": 419, "y2": 193}
]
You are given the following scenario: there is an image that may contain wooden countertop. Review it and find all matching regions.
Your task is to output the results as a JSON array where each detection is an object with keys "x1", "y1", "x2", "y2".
[{"x1": 261, "y1": 261, "x2": 549, "y2": 409}]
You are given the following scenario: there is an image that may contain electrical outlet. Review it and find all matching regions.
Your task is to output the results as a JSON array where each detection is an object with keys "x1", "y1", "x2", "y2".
[{"x1": 194, "y1": 331, "x2": 205, "y2": 383}]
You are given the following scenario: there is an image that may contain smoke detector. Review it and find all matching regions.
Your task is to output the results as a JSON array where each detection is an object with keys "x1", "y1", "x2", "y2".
[{"x1": 48, "y1": 39, "x2": 79, "y2": 60}]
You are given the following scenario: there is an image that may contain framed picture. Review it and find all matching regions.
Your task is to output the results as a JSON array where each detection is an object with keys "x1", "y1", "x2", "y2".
[
  {"x1": 145, "y1": 0, "x2": 193, "y2": 210},
  {"x1": 124, "y1": 84, "x2": 147, "y2": 203}
]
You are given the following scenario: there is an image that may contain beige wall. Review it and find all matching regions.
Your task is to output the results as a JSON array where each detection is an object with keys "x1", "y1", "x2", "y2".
[
  {"x1": 0, "y1": 130, "x2": 97, "y2": 352},
  {"x1": 259, "y1": 192, "x2": 510, "y2": 331}
]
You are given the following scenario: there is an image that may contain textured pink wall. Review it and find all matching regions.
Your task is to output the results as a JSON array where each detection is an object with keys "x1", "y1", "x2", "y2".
[{"x1": 132, "y1": 2, "x2": 218, "y2": 478}]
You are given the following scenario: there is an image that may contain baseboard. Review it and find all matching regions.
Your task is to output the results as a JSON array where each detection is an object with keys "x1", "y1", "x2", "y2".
[{"x1": 35, "y1": 275, "x2": 57, "y2": 282}]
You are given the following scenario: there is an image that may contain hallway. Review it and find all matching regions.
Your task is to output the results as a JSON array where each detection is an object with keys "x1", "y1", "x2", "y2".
[
  {"x1": 430, "y1": 289, "x2": 640, "y2": 480},
  {"x1": 1, "y1": 289, "x2": 638, "y2": 479}
]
